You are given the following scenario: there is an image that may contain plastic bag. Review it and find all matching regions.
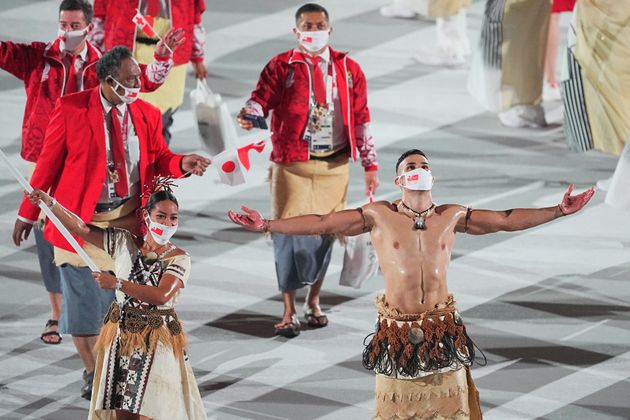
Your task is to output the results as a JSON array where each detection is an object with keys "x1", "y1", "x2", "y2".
[
  {"x1": 339, "y1": 195, "x2": 379, "y2": 288},
  {"x1": 189, "y1": 79, "x2": 238, "y2": 157},
  {"x1": 339, "y1": 231, "x2": 379, "y2": 289}
]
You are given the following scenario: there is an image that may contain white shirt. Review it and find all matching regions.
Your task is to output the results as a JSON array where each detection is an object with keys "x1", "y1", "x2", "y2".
[{"x1": 98, "y1": 89, "x2": 140, "y2": 205}]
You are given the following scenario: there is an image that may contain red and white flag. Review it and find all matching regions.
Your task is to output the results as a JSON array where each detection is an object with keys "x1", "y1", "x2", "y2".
[
  {"x1": 132, "y1": 10, "x2": 156, "y2": 38},
  {"x1": 213, "y1": 140, "x2": 266, "y2": 186},
  {"x1": 237, "y1": 140, "x2": 265, "y2": 170}
]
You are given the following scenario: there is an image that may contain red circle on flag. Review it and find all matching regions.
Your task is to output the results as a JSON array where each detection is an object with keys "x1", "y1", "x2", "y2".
[{"x1": 222, "y1": 160, "x2": 236, "y2": 173}]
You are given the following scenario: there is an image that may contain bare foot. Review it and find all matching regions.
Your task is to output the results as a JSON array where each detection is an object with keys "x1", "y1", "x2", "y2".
[
  {"x1": 40, "y1": 320, "x2": 62, "y2": 344},
  {"x1": 274, "y1": 314, "x2": 298, "y2": 329}
]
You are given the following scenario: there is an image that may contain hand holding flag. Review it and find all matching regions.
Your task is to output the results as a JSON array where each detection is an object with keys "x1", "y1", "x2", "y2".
[{"x1": 132, "y1": 10, "x2": 173, "y2": 54}]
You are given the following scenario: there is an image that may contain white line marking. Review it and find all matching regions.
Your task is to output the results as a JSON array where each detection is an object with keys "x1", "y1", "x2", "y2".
[{"x1": 561, "y1": 319, "x2": 608, "y2": 341}]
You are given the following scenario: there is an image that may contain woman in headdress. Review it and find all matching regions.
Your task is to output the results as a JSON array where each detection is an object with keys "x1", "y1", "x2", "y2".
[{"x1": 26, "y1": 178, "x2": 206, "y2": 420}]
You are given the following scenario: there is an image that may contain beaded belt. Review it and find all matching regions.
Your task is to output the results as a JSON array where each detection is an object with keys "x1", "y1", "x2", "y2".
[{"x1": 103, "y1": 302, "x2": 182, "y2": 337}]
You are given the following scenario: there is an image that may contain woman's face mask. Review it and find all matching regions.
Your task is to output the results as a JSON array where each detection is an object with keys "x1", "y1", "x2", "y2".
[
  {"x1": 395, "y1": 168, "x2": 434, "y2": 191},
  {"x1": 109, "y1": 77, "x2": 141, "y2": 104},
  {"x1": 146, "y1": 217, "x2": 178, "y2": 245},
  {"x1": 296, "y1": 29, "x2": 330, "y2": 53},
  {"x1": 57, "y1": 27, "x2": 90, "y2": 51}
]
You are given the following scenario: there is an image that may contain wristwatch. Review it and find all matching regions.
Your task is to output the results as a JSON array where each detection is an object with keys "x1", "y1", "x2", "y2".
[{"x1": 115, "y1": 278, "x2": 124, "y2": 291}]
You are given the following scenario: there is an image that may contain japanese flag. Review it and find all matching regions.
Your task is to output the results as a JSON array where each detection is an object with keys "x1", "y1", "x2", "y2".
[
  {"x1": 132, "y1": 10, "x2": 156, "y2": 38},
  {"x1": 213, "y1": 140, "x2": 266, "y2": 186}
]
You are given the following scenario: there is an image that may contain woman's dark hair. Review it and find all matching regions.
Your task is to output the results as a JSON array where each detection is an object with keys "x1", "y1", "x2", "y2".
[{"x1": 145, "y1": 190, "x2": 179, "y2": 212}]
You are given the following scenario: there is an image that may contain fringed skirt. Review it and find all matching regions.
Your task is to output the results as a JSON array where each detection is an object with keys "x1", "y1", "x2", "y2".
[
  {"x1": 88, "y1": 303, "x2": 207, "y2": 420},
  {"x1": 363, "y1": 295, "x2": 484, "y2": 419}
]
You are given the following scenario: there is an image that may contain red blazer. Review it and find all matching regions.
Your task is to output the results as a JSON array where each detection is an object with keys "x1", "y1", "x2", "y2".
[
  {"x1": 249, "y1": 48, "x2": 377, "y2": 171},
  {"x1": 0, "y1": 38, "x2": 170, "y2": 162},
  {"x1": 18, "y1": 87, "x2": 185, "y2": 252}
]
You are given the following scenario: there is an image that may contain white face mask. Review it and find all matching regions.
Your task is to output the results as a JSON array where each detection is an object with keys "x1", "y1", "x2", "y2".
[
  {"x1": 146, "y1": 219, "x2": 178, "y2": 245},
  {"x1": 109, "y1": 77, "x2": 140, "y2": 104},
  {"x1": 296, "y1": 29, "x2": 330, "y2": 53},
  {"x1": 396, "y1": 168, "x2": 434, "y2": 191},
  {"x1": 57, "y1": 27, "x2": 89, "y2": 51}
]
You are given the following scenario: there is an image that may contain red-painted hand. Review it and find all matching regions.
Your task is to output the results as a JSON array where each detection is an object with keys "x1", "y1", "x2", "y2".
[
  {"x1": 558, "y1": 184, "x2": 595, "y2": 216},
  {"x1": 227, "y1": 206, "x2": 268, "y2": 232}
]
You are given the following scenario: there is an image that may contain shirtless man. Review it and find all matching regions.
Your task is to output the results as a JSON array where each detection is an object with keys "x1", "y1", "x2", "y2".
[{"x1": 228, "y1": 149, "x2": 595, "y2": 419}]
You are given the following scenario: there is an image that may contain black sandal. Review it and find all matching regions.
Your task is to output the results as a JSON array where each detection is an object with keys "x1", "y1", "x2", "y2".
[
  {"x1": 304, "y1": 307, "x2": 328, "y2": 328},
  {"x1": 40, "y1": 319, "x2": 62, "y2": 345},
  {"x1": 274, "y1": 315, "x2": 300, "y2": 338}
]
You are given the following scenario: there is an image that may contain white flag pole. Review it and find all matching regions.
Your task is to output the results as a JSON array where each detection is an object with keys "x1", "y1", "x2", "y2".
[
  {"x1": 0, "y1": 148, "x2": 101, "y2": 272},
  {"x1": 134, "y1": 9, "x2": 173, "y2": 54}
]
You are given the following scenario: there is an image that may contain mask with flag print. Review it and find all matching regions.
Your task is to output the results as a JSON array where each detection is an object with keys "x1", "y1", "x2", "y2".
[
  {"x1": 395, "y1": 168, "x2": 434, "y2": 191},
  {"x1": 57, "y1": 27, "x2": 90, "y2": 51},
  {"x1": 109, "y1": 77, "x2": 141, "y2": 104},
  {"x1": 296, "y1": 29, "x2": 330, "y2": 53},
  {"x1": 146, "y1": 218, "x2": 178, "y2": 245}
]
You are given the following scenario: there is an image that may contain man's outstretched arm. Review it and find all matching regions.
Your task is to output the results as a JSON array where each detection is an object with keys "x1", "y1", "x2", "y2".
[
  {"x1": 456, "y1": 185, "x2": 595, "y2": 235},
  {"x1": 228, "y1": 206, "x2": 372, "y2": 236}
]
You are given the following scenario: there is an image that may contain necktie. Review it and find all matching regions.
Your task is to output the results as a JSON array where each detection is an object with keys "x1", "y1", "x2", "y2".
[
  {"x1": 309, "y1": 56, "x2": 327, "y2": 107},
  {"x1": 109, "y1": 108, "x2": 129, "y2": 198},
  {"x1": 64, "y1": 55, "x2": 79, "y2": 95}
]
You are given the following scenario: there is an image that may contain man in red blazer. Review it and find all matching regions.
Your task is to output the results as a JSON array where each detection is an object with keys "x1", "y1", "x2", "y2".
[{"x1": 12, "y1": 46, "x2": 210, "y2": 400}]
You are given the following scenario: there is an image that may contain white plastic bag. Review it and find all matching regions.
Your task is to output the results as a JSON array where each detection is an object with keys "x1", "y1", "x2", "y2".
[
  {"x1": 189, "y1": 79, "x2": 238, "y2": 157},
  {"x1": 339, "y1": 195, "x2": 379, "y2": 289},
  {"x1": 339, "y1": 231, "x2": 379, "y2": 289}
]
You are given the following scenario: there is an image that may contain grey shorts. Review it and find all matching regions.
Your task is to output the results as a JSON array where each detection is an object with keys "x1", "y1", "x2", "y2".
[
  {"x1": 58, "y1": 265, "x2": 114, "y2": 336},
  {"x1": 272, "y1": 233, "x2": 335, "y2": 292},
  {"x1": 33, "y1": 226, "x2": 61, "y2": 294}
]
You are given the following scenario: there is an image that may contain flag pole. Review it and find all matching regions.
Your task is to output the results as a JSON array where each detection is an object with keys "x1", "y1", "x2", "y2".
[
  {"x1": 135, "y1": 9, "x2": 173, "y2": 55},
  {"x1": 0, "y1": 148, "x2": 101, "y2": 272}
]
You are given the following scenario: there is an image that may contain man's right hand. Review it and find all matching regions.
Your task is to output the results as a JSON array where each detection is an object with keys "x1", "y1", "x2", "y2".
[
  {"x1": 236, "y1": 108, "x2": 254, "y2": 131},
  {"x1": 227, "y1": 206, "x2": 268, "y2": 232},
  {"x1": 13, "y1": 219, "x2": 34, "y2": 246}
]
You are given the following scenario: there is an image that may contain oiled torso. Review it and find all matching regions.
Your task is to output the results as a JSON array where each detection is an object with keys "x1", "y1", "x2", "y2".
[{"x1": 365, "y1": 202, "x2": 466, "y2": 313}]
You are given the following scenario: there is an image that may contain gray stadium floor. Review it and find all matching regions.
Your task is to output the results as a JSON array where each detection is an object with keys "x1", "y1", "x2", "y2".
[{"x1": 1, "y1": 1, "x2": 629, "y2": 419}]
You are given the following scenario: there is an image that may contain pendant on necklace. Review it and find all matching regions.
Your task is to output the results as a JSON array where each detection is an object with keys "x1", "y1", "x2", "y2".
[
  {"x1": 144, "y1": 251, "x2": 158, "y2": 264},
  {"x1": 414, "y1": 216, "x2": 425, "y2": 230}
]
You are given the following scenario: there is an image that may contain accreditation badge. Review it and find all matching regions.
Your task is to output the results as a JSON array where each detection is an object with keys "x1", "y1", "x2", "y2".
[{"x1": 305, "y1": 103, "x2": 333, "y2": 152}]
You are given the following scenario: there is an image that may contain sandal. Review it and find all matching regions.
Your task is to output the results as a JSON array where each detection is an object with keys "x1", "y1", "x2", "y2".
[
  {"x1": 40, "y1": 319, "x2": 62, "y2": 345},
  {"x1": 304, "y1": 305, "x2": 328, "y2": 328},
  {"x1": 274, "y1": 315, "x2": 300, "y2": 338}
]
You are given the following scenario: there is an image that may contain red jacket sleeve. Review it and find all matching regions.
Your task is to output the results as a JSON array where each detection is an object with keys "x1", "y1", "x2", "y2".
[
  {"x1": 195, "y1": 0, "x2": 206, "y2": 24},
  {"x1": 350, "y1": 60, "x2": 370, "y2": 127},
  {"x1": 138, "y1": 53, "x2": 173, "y2": 92},
  {"x1": 150, "y1": 113, "x2": 185, "y2": 177},
  {"x1": 0, "y1": 41, "x2": 39, "y2": 81},
  {"x1": 249, "y1": 57, "x2": 284, "y2": 116},
  {"x1": 93, "y1": 0, "x2": 107, "y2": 18},
  {"x1": 349, "y1": 60, "x2": 377, "y2": 172},
  {"x1": 18, "y1": 99, "x2": 68, "y2": 221}
]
